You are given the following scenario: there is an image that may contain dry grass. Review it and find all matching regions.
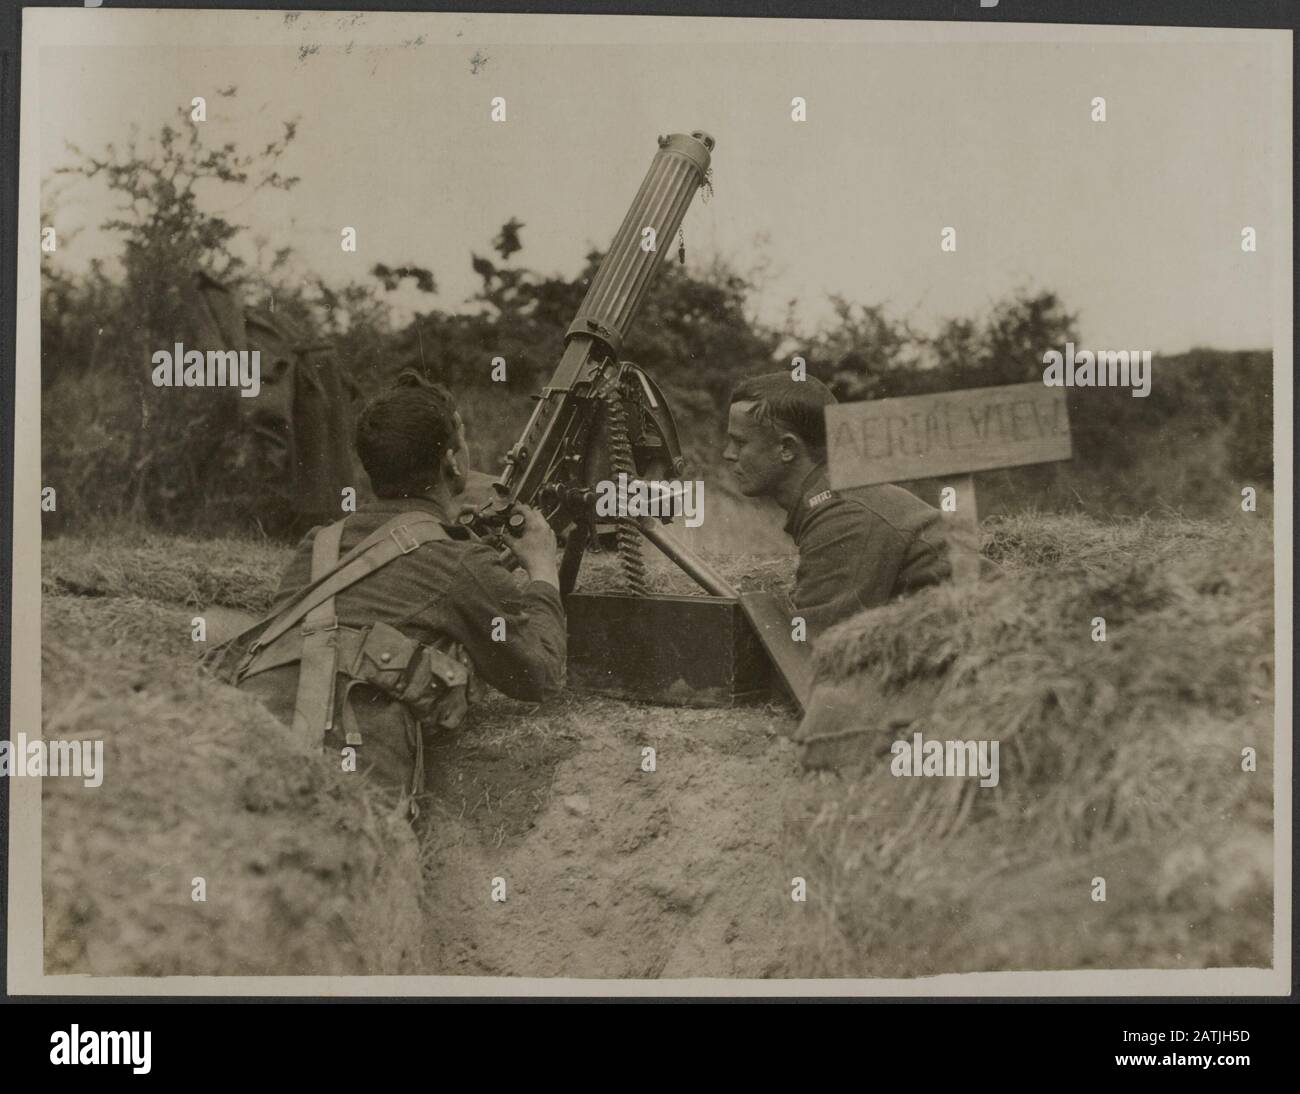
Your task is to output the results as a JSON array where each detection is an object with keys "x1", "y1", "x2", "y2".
[
  {"x1": 578, "y1": 542, "x2": 792, "y2": 597},
  {"x1": 980, "y1": 509, "x2": 1255, "y2": 576},
  {"x1": 43, "y1": 531, "x2": 289, "y2": 614},
  {"x1": 42, "y1": 595, "x2": 426, "y2": 976},
  {"x1": 788, "y1": 513, "x2": 1274, "y2": 975},
  {"x1": 41, "y1": 518, "x2": 789, "y2": 610}
]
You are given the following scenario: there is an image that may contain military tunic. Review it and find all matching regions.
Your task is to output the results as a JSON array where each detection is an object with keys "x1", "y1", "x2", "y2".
[
  {"x1": 238, "y1": 496, "x2": 565, "y2": 793},
  {"x1": 783, "y1": 463, "x2": 951, "y2": 640}
]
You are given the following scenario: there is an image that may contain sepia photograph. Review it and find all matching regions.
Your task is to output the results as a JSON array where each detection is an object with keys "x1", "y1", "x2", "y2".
[{"x1": 8, "y1": 5, "x2": 1291, "y2": 998}]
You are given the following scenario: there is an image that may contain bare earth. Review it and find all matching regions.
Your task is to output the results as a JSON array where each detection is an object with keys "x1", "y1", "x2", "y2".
[{"x1": 420, "y1": 690, "x2": 800, "y2": 978}]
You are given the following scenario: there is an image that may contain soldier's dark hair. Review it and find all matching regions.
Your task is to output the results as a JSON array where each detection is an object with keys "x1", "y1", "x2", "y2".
[
  {"x1": 355, "y1": 370, "x2": 459, "y2": 497},
  {"x1": 729, "y1": 372, "x2": 838, "y2": 457}
]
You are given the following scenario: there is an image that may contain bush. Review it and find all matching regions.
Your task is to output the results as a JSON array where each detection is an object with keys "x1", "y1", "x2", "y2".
[{"x1": 43, "y1": 107, "x2": 1274, "y2": 535}]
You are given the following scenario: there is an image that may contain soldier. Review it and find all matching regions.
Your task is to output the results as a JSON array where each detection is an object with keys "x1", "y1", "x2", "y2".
[
  {"x1": 185, "y1": 269, "x2": 372, "y2": 539},
  {"x1": 211, "y1": 371, "x2": 565, "y2": 815},
  {"x1": 723, "y1": 372, "x2": 951, "y2": 641}
]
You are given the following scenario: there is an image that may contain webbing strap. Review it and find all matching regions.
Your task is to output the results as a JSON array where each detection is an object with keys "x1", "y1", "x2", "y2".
[
  {"x1": 211, "y1": 512, "x2": 441, "y2": 676},
  {"x1": 291, "y1": 520, "x2": 346, "y2": 748},
  {"x1": 249, "y1": 514, "x2": 449, "y2": 654}
]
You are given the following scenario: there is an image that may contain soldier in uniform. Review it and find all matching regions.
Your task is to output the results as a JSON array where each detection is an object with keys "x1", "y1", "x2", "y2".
[
  {"x1": 213, "y1": 371, "x2": 565, "y2": 812},
  {"x1": 723, "y1": 372, "x2": 951, "y2": 641}
]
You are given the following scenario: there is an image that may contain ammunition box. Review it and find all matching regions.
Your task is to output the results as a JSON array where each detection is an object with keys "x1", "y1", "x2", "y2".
[{"x1": 565, "y1": 592, "x2": 770, "y2": 707}]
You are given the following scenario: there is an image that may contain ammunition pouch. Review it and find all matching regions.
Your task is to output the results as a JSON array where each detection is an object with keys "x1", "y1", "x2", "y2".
[
  {"x1": 237, "y1": 621, "x2": 472, "y2": 741},
  {"x1": 346, "y1": 621, "x2": 470, "y2": 730}
]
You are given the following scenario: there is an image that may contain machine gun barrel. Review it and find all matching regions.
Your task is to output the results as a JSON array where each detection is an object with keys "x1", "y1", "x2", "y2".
[
  {"x1": 557, "y1": 131, "x2": 714, "y2": 379},
  {"x1": 492, "y1": 132, "x2": 715, "y2": 509}
]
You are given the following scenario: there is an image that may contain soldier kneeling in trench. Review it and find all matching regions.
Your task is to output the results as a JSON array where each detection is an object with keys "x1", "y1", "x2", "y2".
[
  {"x1": 722, "y1": 372, "x2": 956, "y2": 767},
  {"x1": 723, "y1": 371, "x2": 953, "y2": 642},
  {"x1": 209, "y1": 371, "x2": 566, "y2": 816}
]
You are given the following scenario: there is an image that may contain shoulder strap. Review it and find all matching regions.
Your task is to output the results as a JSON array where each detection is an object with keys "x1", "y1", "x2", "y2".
[
  {"x1": 206, "y1": 512, "x2": 452, "y2": 685},
  {"x1": 292, "y1": 519, "x2": 347, "y2": 745},
  {"x1": 249, "y1": 513, "x2": 450, "y2": 655}
]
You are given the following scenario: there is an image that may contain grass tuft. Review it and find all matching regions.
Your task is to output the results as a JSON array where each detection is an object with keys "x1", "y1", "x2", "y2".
[{"x1": 790, "y1": 513, "x2": 1273, "y2": 975}]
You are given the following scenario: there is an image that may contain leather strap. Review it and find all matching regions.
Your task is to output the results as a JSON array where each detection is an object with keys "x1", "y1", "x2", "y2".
[
  {"x1": 210, "y1": 512, "x2": 449, "y2": 680},
  {"x1": 291, "y1": 519, "x2": 346, "y2": 748},
  {"x1": 248, "y1": 513, "x2": 449, "y2": 655},
  {"x1": 239, "y1": 625, "x2": 362, "y2": 681}
]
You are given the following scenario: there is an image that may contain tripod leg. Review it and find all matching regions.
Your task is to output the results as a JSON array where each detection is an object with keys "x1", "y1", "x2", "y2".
[
  {"x1": 634, "y1": 518, "x2": 738, "y2": 598},
  {"x1": 559, "y1": 521, "x2": 591, "y2": 597}
]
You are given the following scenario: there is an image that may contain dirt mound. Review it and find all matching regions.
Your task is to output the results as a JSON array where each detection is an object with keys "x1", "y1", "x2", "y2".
[
  {"x1": 42, "y1": 595, "x2": 425, "y2": 976},
  {"x1": 786, "y1": 514, "x2": 1274, "y2": 975}
]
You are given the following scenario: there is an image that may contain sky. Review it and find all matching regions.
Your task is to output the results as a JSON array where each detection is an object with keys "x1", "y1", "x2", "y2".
[{"x1": 37, "y1": 11, "x2": 1287, "y2": 354}]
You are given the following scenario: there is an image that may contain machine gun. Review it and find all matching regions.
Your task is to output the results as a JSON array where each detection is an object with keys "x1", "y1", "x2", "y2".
[
  {"x1": 461, "y1": 130, "x2": 813, "y2": 710},
  {"x1": 459, "y1": 131, "x2": 737, "y2": 600}
]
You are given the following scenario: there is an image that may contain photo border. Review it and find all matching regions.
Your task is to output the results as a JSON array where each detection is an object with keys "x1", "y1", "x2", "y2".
[{"x1": 7, "y1": 2, "x2": 1293, "y2": 999}]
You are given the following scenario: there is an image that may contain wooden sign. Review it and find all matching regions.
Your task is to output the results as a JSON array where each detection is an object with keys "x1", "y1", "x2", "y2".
[
  {"x1": 826, "y1": 381, "x2": 1072, "y2": 488},
  {"x1": 825, "y1": 382, "x2": 1073, "y2": 581}
]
